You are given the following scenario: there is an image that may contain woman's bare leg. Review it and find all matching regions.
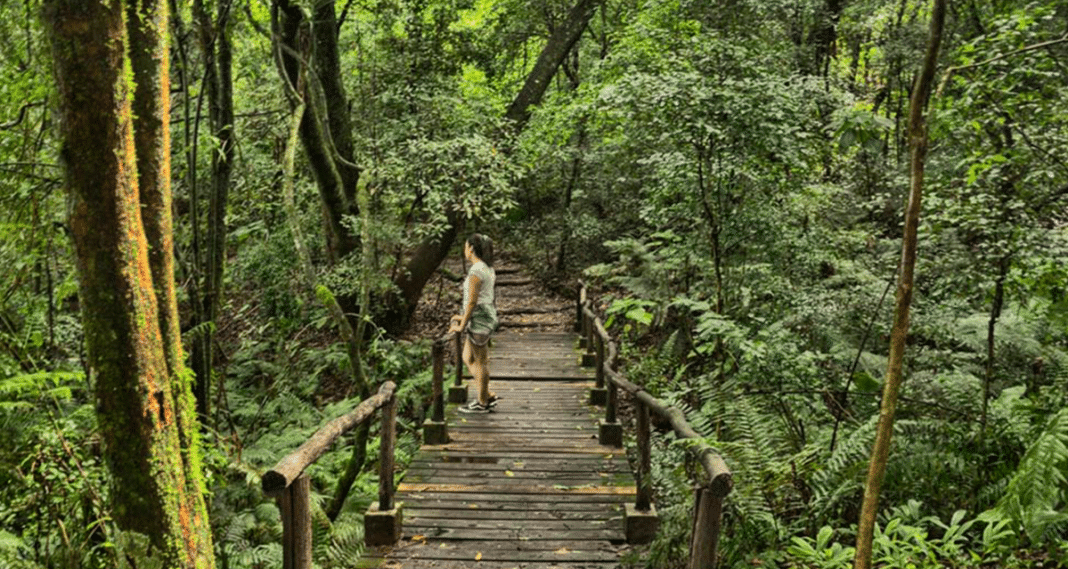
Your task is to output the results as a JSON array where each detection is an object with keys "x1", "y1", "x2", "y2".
[
  {"x1": 463, "y1": 336, "x2": 492, "y2": 405},
  {"x1": 475, "y1": 344, "x2": 491, "y2": 405}
]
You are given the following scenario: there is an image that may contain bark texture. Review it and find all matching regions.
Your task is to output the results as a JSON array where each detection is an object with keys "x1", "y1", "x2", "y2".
[
  {"x1": 853, "y1": 1, "x2": 945, "y2": 568},
  {"x1": 46, "y1": 1, "x2": 215, "y2": 566}
]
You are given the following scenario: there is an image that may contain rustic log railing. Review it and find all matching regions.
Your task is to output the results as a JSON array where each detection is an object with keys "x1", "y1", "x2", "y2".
[
  {"x1": 262, "y1": 381, "x2": 399, "y2": 568},
  {"x1": 577, "y1": 281, "x2": 734, "y2": 569}
]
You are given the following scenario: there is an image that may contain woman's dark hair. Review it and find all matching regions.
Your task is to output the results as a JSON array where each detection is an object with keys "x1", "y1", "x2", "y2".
[{"x1": 467, "y1": 234, "x2": 495, "y2": 267}]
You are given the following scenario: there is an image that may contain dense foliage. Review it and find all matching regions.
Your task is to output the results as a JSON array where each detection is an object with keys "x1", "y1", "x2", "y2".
[{"x1": 0, "y1": 0, "x2": 1065, "y2": 567}]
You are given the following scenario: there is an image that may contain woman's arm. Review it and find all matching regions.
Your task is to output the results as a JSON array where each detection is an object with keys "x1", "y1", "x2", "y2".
[{"x1": 449, "y1": 274, "x2": 482, "y2": 332}]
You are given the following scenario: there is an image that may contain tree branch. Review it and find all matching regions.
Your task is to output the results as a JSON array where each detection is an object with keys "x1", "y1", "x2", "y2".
[
  {"x1": 936, "y1": 33, "x2": 1068, "y2": 98},
  {"x1": 0, "y1": 101, "x2": 44, "y2": 130}
]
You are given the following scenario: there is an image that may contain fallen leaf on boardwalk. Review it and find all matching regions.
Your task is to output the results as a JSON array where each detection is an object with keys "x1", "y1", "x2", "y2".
[
  {"x1": 533, "y1": 388, "x2": 541, "y2": 392},
  {"x1": 439, "y1": 543, "x2": 453, "y2": 549},
  {"x1": 410, "y1": 534, "x2": 426, "y2": 541},
  {"x1": 599, "y1": 472, "x2": 610, "y2": 477},
  {"x1": 604, "y1": 454, "x2": 613, "y2": 460},
  {"x1": 555, "y1": 547, "x2": 570, "y2": 554},
  {"x1": 461, "y1": 418, "x2": 468, "y2": 423},
  {"x1": 475, "y1": 551, "x2": 483, "y2": 561},
  {"x1": 513, "y1": 461, "x2": 524, "y2": 468},
  {"x1": 468, "y1": 503, "x2": 479, "y2": 508},
  {"x1": 504, "y1": 470, "x2": 515, "y2": 477}
]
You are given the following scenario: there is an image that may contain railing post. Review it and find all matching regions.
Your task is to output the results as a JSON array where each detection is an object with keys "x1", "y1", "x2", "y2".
[
  {"x1": 582, "y1": 310, "x2": 596, "y2": 367},
  {"x1": 424, "y1": 340, "x2": 449, "y2": 444},
  {"x1": 636, "y1": 403, "x2": 652, "y2": 511},
  {"x1": 579, "y1": 306, "x2": 589, "y2": 350},
  {"x1": 574, "y1": 282, "x2": 583, "y2": 333},
  {"x1": 365, "y1": 391, "x2": 402, "y2": 545},
  {"x1": 448, "y1": 332, "x2": 467, "y2": 403},
  {"x1": 380, "y1": 393, "x2": 396, "y2": 511},
  {"x1": 595, "y1": 333, "x2": 605, "y2": 390},
  {"x1": 598, "y1": 370, "x2": 622, "y2": 446},
  {"x1": 606, "y1": 376, "x2": 617, "y2": 424},
  {"x1": 589, "y1": 331, "x2": 607, "y2": 406},
  {"x1": 624, "y1": 401, "x2": 659, "y2": 543},
  {"x1": 689, "y1": 486, "x2": 724, "y2": 569},
  {"x1": 279, "y1": 474, "x2": 312, "y2": 569}
]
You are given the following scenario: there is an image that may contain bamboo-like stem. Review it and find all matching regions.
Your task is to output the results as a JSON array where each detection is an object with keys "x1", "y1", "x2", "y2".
[{"x1": 854, "y1": 1, "x2": 946, "y2": 567}]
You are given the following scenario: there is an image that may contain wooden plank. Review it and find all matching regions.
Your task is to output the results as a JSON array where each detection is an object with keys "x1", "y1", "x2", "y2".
[
  {"x1": 398, "y1": 483, "x2": 635, "y2": 495},
  {"x1": 359, "y1": 560, "x2": 620, "y2": 569},
  {"x1": 401, "y1": 476, "x2": 626, "y2": 488},
  {"x1": 407, "y1": 460, "x2": 623, "y2": 472},
  {"x1": 401, "y1": 498, "x2": 627, "y2": 511},
  {"x1": 423, "y1": 440, "x2": 619, "y2": 451},
  {"x1": 407, "y1": 508, "x2": 621, "y2": 521},
  {"x1": 397, "y1": 491, "x2": 633, "y2": 503},
  {"x1": 405, "y1": 518, "x2": 618, "y2": 531},
  {"x1": 372, "y1": 539, "x2": 622, "y2": 560},
  {"x1": 416, "y1": 449, "x2": 625, "y2": 460},
  {"x1": 403, "y1": 466, "x2": 618, "y2": 478},
  {"x1": 399, "y1": 527, "x2": 620, "y2": 541}
]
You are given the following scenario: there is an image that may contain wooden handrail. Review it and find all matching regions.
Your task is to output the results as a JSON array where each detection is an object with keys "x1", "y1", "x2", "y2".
[
  {"x1": 263, "y1": 381, "x2": 397, "y2": 569},
  {"x1": 578, "y1": 281, "x2": 732, "y2": 569},
  {"x1": 263, "y1": 381, "x2": 398, "y2": 494}
]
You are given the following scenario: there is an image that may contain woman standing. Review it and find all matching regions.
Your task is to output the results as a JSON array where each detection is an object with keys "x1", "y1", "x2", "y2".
[{"x1": 449, "y1": 234, "x2": 499, "y2": 413}]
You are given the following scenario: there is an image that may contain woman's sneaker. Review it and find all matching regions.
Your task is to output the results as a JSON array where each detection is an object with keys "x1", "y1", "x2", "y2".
[
  {"x1": 459, "y1": 401, "x2": 492, "y2": 414},
  {"x1": 487, "y1": 394, "x2": 501, "y2": 408}
]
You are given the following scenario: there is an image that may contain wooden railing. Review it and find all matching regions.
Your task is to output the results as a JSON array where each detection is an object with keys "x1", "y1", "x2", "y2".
[
  {"x1": 422, "y1": 330, "x2": 466, "y2": 445},
  {"x1": 262, "y1": 382, "x2": 399, "y2": 569},
  {"x1": 262, "y1": 330, "x2": 465, "y2": 568},
  {"x1": 577, "y1": 281, "x2": 734, "y2": 569}
]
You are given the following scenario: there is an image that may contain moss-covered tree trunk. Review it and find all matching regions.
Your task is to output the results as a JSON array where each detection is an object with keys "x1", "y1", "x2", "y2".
[
  {"x1": 273, "y1": 0, "x2": 360, "y2": 262},
  {"x1": 45, "y1": 1, "x2": 215, "y2": 566},
  {"x1": 853, "y1": 0, "x2": 945, "y2": 567}
]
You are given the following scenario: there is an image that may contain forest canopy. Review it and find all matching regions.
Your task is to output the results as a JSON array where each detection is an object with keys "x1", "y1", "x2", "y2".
[{"x1": 1, "y1": 0, "x2": 1067, "y2": 568}]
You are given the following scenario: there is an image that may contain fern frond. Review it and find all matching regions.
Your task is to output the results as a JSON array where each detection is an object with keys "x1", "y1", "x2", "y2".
[
  {"x1": 0, "y1": 371, "x2": 83, "y2": 403},
  {"x1": 979, "y1": 407, "x2": 1068, "y2": 545}
]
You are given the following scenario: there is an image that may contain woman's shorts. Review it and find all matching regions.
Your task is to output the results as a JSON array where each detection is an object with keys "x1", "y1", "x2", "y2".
[{"x1": 467, "y1": 330, "x2": 492, "y2": 347}]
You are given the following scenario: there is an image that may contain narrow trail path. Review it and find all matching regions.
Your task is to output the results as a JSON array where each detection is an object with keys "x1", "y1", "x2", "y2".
[{"x1": 361, "y1": 267, "x2": 634, "y2": 568}]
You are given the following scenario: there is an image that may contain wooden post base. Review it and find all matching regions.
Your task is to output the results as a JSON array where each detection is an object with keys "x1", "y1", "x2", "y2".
[
  {"x1": 589, "y1": 387, "x2": 607, "y2": 406},
  {"x1": 624, "y1": 503, "x2": 659, "y2": 544},
  {"x1": 364, "y1": 502, "x2": 403, "y2": 546},
  {"x1": 581, "y1": 353, "x2": 596, "y2": 367},
  {"x1": 578, "y1": 336, "x2": 588, "y2": 350},
  {"x1": 448, "y1": 385, "x2": 468, "y2": 404},
  {"x1": 599, "y1": 420, "x2": 623, "y2": 447},
  {"x1": 422, "y1": 420, "x2": 448, "y2": 445}
]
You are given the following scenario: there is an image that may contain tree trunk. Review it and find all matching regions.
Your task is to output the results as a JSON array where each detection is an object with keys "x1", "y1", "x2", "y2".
[
  {"x1": 504, "y1": 0, "x2": 602, "y2": 129},
  {"x1": 45, "y1": 1, "x2": 215, "y2": 566},
  {"x1": 190, "y1": 0, "x2": 235, "y2": 420},
  {"x1": 853, "y1": 1, "x2": 945, "y2": 568},
  {"x1": 980, "y1": 255, "x2": 1009, "y2": 440},
  {"x1": 807, "y1": 0, "x2": 844, "y2": 77},
  {"x1": 382, "y1": 217, "x2": 460, "y2": 335},
  {"x1": 273, "y1": 0, "x2": 359, "y2": 261}
]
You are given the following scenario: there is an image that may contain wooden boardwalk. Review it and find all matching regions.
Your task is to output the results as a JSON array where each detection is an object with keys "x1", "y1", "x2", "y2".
[{"x1": 360, "y1": 331, "x2": 633, "y2": 568}]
